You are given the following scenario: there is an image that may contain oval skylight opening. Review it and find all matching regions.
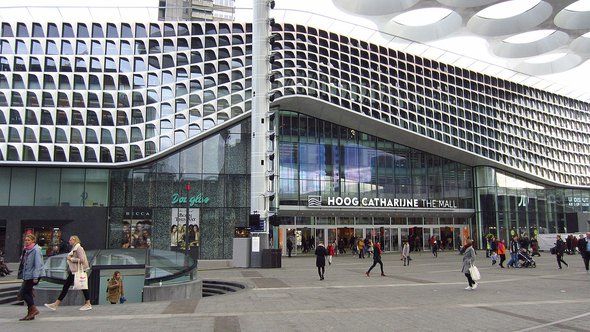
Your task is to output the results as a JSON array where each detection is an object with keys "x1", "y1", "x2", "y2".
[
  {"x1": 393, "y1": 8, "x2": 453, "y2": 26},
  {"x1": 504, "y1": 29, "x2": 555, "y2": 44},
  {"x1": 477, "y1": 0, "x2": 540, "y2": 19},
  {"x1": 524, "y1": 52, "x2": 567, "y2": 64},
  {"x1": 565, "y1": 0, "x2": 590, "y2": 12}
]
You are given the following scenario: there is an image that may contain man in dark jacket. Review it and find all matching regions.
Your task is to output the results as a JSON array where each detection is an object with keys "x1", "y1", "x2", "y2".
[
  {"x1": 507, "y1": 236, "x2": 519, "y2": 268},
  {"x1": 577, "y1": 233, "x2": 589, "y2": 272},
  {"x1": 365, "y1": 242, "x2": 385, "y2": 277}
]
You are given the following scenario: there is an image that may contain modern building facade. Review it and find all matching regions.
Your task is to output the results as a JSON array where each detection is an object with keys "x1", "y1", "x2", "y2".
[
  {"x1": 159, "y1": 0, "x2": 235, "y2": 21},
  {"x1": 1, "y1": 2, "x2": 590, "y2": 261}
]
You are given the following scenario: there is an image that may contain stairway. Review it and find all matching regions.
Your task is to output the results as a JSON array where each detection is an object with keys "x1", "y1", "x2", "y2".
[
  {"x1": 202, "y1": 280, "x2": 245, "y2": 297},
  {"x1": 0, "y1": 285, "x2": 22, "y2": 305},
  {"x1": 0, "y1": 280, "x2": 245, "y2": 305}
]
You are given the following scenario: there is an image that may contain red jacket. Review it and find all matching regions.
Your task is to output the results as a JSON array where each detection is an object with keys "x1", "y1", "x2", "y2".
[
  {"x1": 497, "y1": 241, "x2": 506, "y2": 255},
  {"x1": 327, "y1": 244, "x2": 335, "y2": 256}
]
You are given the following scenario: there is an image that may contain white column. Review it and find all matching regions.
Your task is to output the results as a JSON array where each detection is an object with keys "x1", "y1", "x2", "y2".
[{"x1": 251, "y1": 0, "x2": 271, "y2": 233}]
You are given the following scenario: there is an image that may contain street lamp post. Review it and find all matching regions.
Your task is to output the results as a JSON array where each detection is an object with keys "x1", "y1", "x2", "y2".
[{"x1": 185, "y1": 182, "x2": 191, "y2": 267}]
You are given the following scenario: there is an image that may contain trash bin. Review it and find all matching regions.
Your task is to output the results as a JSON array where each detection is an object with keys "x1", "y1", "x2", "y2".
[{"x1": 261, "y1": 249, "x2": 282, "y2": 268}]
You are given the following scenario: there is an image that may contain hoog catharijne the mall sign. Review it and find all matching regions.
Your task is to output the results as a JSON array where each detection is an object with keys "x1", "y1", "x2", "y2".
[{"x1": 308, "y1": 196, "x2": 458, "y2": 209}]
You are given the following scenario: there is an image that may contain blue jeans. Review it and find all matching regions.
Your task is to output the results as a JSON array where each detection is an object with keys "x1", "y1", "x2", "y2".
[{"x1": 507, "y1": 252, "x2": 518, "y2": 267}]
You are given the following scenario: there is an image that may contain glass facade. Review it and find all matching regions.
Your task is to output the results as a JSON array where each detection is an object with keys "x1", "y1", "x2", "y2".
[
  {"x1": 108, "y1": 120, "x2": 251, "y2": 259},
  {"x1": 475, "y1": 166, "x2": 590, "y2": 243},
  {"x1": 0, "y1": 167, "x2": 109, "y2": 207},
  {"x1": 278, "y1": 110, "x2": 474, "y2": 209}
]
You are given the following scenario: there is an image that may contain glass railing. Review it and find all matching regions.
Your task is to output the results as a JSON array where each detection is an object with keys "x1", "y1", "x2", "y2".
[{"x1": 42, "y1": 248, "x2": 198, "y2": 286}]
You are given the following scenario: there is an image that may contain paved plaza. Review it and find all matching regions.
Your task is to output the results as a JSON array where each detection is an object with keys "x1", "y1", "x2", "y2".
[{"x1": 1, "y1": 250, "x2": 589, "y2": 332}]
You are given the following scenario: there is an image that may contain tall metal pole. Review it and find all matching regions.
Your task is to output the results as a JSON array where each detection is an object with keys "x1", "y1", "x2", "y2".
[
  {"x1": 185, "y1": 183, "x2": 190, "y2": 266},
  {"x1": 251, "y1": 0, "x2": 271, "y2": 235}
]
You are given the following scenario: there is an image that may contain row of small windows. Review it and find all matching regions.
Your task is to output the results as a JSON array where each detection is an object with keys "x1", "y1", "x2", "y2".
[
  {"x1": 276, "y1": 23, "x2": 587, "y2": 113},
  {"x1": 1, "y1": 22, "x2": 250, "y2": 39},
  {"x1": 0, "y1": 55, "x2": 250, "y2": 78},
  {"x1": 0, "y1": 121, "x2": 207, "y2": 145},
  {"x1": 272, "y1": 69, "x2": 589, "y2": 146},
  {"x1": 1, "y1": 89, "x2": 247, "y2": 112},
  {"x1": 2, "y1": 144, "x2": 145, "y2": 163},
  {"x1": 272, "y1": 45, "x2": 589, "y2": 125},
  {"x1": 0, "y1": 36, "x2": 252, "y2": 56},
  {"x1": 1, "y1": 70, "x2": 249, "y2": 92}
]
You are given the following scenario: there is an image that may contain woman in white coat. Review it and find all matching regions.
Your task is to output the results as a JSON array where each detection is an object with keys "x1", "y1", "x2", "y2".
[
  {"x1": 461, "y1": 239, "x2": 477, "y2": 290},
  {"x1": 44, "y1": 235, "x2": 92, "y2": 311}
]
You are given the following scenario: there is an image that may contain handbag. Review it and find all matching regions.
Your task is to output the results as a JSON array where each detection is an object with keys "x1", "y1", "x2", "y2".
[
  {"x1": 469, "y1": 264, "x2": 481, "y2": 281},
  {"x1": 119, "y1": 296, "x2": 127, "y2": 304},
  {"x1": 73, "y1": 262, "x2": 88, "y2": 290}
]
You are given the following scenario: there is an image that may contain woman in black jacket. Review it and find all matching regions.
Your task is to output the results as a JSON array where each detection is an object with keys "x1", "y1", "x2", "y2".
[
  {"x1": 366, "y1": 242, "x2": 385, "y2": 277},
  {"x1": 555, "y1": 235, "x2": 569, "y2": 269},
  {"x1": 314, "y1": 241, "x2": 327, "y2": 280}
]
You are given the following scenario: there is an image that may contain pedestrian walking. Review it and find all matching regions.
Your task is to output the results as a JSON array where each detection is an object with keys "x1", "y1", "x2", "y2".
[
  {"x1": 555, "y1": 234, "x2": 569, "y2": 269},
  {"x1": 497, "y1": 239, "x2": 506, "y2": 268},
  {"x1": 326, "y1": 242, "x2": 335, "y2": 265},
  {"x1": 365, "y1": 242, "x2": 385, "y2": 277},
  {"x1": 286, "y1": 237, "x2": 293, "y2": 257},
  {"x1": 314, "y1": 241, "x2": 327, "y2": 280},
  {"x1": 402, "y1": 241, "x2": 410, "y2": 266},
  {"x1": 18, "y1": 234, "x2": 45, "y2": 321},
  {"x1": 507, "y1": 235, "x2": 519, "y2": 268},
  {"x1": 432, "y1": 239, "x2": 438, "y2": 257},
  {"x1": 358, "y1": 239, "x2": 365, "y2": 259},
  {"x1": 44, "y1": 235, "x2": 93, "y2": 311},
  {"x1": 578, "y1": 232, "x2": 590, "y2": 273},
  {"x1": 106, "y1": 271, "x2": 124, "y2": 304},
  {"x1": 460, "y1": 239, "x2": 477, "y2": 290}
]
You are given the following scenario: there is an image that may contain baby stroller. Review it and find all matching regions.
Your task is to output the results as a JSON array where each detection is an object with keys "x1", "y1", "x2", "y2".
[{"x1": 518, "y1": 249, "x2": 536, "y2": 268}]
